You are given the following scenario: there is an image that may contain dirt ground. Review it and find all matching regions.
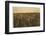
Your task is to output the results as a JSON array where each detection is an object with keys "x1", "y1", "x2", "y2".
[{"x1": 13, "y1": 13, "x2": 40, "y2": 27}]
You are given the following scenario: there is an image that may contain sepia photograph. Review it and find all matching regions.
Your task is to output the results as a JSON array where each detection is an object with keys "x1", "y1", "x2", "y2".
[
  {"x1": 13, "y1": 7, "x2": 40, "y2": 27},
  {"x1": 5, "y1": 1, "x2": 45, "y2": 34}
]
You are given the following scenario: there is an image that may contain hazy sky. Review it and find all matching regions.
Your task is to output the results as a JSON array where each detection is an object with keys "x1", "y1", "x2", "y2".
[{"x1": 13, "y1": 7, "x2": 40, "y2": 13}]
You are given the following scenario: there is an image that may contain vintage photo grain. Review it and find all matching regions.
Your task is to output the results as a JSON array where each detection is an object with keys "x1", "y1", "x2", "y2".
[{"x1": 13, "y1": 7, "x2": 40, "y2": 27}]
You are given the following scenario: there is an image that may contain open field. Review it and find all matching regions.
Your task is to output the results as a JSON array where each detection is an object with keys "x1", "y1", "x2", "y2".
[{"x1": 13, "y1": 13, "x2": 40, "y2": 27}]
